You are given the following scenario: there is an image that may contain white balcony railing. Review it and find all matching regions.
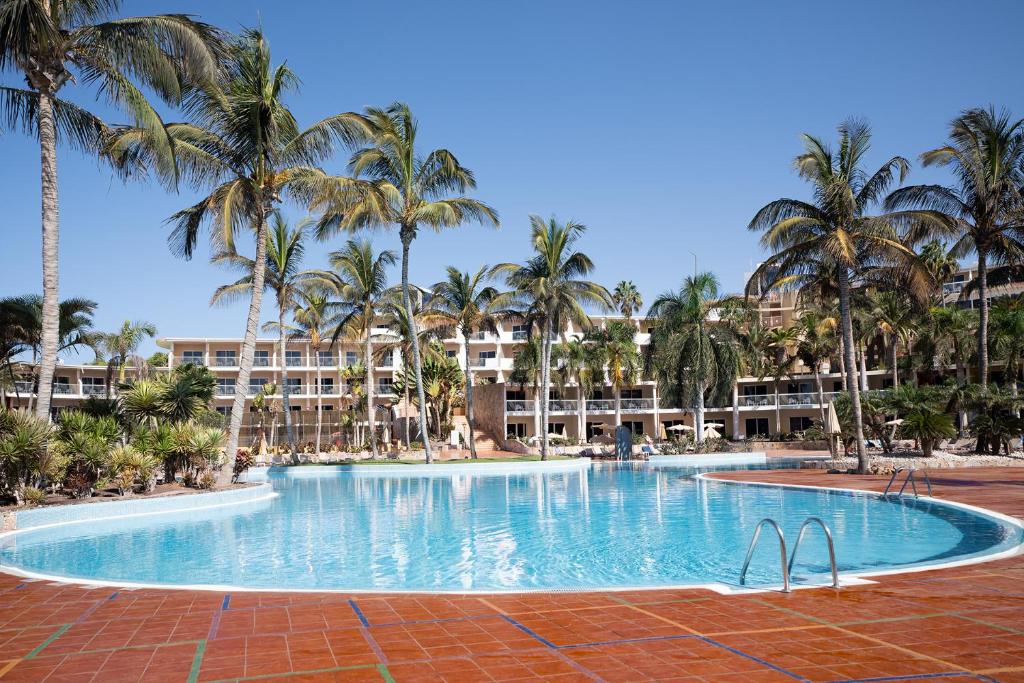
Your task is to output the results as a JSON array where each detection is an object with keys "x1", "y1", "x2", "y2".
[
  {"x1": 13, "y1": 381, "x2": 35, "y2": 394},
  {"x1": 213, "y1": 356, "x2": 238, "y2": 367},
  {"x1": 82, "y1": 385, "x2": 106, "y2": 396},
  {"x1": 506, "y1": 400, "x2": 532, "y2": 413},
  {"x1": 53, "y1": 384, "x2": 74, "y2": 395}
]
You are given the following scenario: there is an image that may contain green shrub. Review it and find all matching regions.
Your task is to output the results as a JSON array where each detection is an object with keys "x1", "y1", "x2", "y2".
[
  {"x1": 902, "y1": 410, "x2": 956, "y2": 457},
  {"x1": 21, "y1": 486, "x2": 46, "y2": 506},
  {"x1": 0, "y1": 408, "x2": 54, "y2": 499}
]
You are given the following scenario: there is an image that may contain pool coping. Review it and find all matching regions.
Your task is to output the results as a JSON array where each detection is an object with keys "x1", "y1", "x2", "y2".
[{"x1": 1, "y1": 467, "x2": 1021, "y2": 596}]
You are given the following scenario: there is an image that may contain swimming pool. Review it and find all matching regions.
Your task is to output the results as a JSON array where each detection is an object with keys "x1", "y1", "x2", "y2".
[{"x1": 1, "y1": 459, "x2": 1021, "y2": 592}]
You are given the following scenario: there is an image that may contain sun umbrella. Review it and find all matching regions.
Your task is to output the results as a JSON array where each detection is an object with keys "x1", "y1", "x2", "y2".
[
  {"x1": 825, "y1": 401, "x2": 842, "y2": 434},
  {"x1": 704, "y1": 426, "x2": 722, "y2": 439},
  {"x1": 667, "y1": 424, "x2": 693, "y2": 432},
  {"x1": 884, "y1": 418, "x2": 904, "y2": 426}
]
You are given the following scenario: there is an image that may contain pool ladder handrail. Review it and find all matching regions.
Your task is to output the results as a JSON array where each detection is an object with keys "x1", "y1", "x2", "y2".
[
  {"x1": 739, "y1": 518, "x2": 790, "y2": 593},
  {"x1": 739, "y1": 517, "x2": 841, "y2": 592},
  {"x1": 882, "y1": 467, "x2": 932, "y2": 498}
]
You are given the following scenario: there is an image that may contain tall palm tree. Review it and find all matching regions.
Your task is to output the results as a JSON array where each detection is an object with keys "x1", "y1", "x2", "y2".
[
  {"x1": 287, "y1": 290, "x2": 333, "y2": 455},
  {"x1": 552, "y1": 338, "x2": 600, "y2": 444},
  {"x1": 99, "y1": 320, "x2": 156, "y2": 386},
  {"x1": 326, "y1": 239, "x2": 396, "y2": 458},
  {"x1": 991, "y1": 298, "x2": 1024, "y2": 404},
  {"x1": 586, "y1": 321, "x2": 640, "y2": 428},
  {"x1": 314, "y1": 103, "x2": 499, "y2": 463},
  {"x1": 210, "y1": 214, "x2": 330, "y2": 457},
  {"x1": 428, "y1": 266, "x2": 502, "y2": 458},
  {"x1": 376, "y1": 292, "x2": 441, "y2": 449},
  {"x1": 795, "y1": 311, "x2": 838, "y2": 451},
  {"x1": 509, "y1": 335, "x2": 544, "y2": 441},
  {"x1": 107, "y1": 29, "x2": 371, "y2": 479},
  {"x1": 762, "y1": 325, "x2": 799, "y2": 433},
  {"x1": 864, "y1": 290, "x2": 917, "y2": 389},
  {"x1": 495, "y1": 217, "x2": 610, "y2": 459},
  {"x1": 612, "y1": 281, "x2": 642, "y2": 319},
  {"x1": 646, "y1": 272, "x2": 739, "y2": 443},
  {"x1": 1, "y1": 1, "x2": 226, "y2": 421},
  {"x1": 747, "y1": 119, "x2": 928, "y2": 473},
  {"x1": 886, "y1": 107, "x2": 1024, "y2": 384}
]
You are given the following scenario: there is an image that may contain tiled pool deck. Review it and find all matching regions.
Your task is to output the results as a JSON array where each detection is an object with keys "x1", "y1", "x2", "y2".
[{"x1": 2, "y1": 466, "x2": 1024, "y2": 682}]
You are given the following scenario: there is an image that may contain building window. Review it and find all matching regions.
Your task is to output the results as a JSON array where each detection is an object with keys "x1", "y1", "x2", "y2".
[
  {"x1": 285, "y1": 378, "x2": 302, "y2": 394},
  {"x1": 743, "y1": 385, "x2": 768, "y2": 396},
  {"x1": 290, "y1": 405, "x2": 301, "y2": 412},
  {"x1": 182, "y1": 350, "x2": 204, "y2": 366},
  {"x1": 216, "y1": 406, "x2": 230, "y2": 416},
  {"x1": 320, "y1": 377, "x2": 335, "y2": 394},
  {"x1": 621, "y1": 388, "x2": 642, "y2": 399},
  {"x1": 547, "y1": 422, "x2": 566, "y2": 436},
  {"x1": 586, "y1": 422, "x2": 606, "y2": 439},
  {"x1": 789, "y1": 416, "x2": 814, "y2": 432},
  {"x1": 511, "y1": 324, "x2": 529, "y2": 340},
  {"x1": 254, "y1": 350, "x2": 270, "y2": 367},
  {"x1": 82, "y1": 377, "x2": 105, "y2": 396},
  {"x1": 377, "y1": 378, "x2": 394, "y2": 394},
  {"x1": 623, "y1": 421, "x2": 644, "y2": 434},
  {"x1": 54, "y1": 377, "x2": 72, "y2": 395},
  {"x1": 214, "y1": 350, "x2": 237, "y2": 367},
  {"x1": 319, "y1": 404, "x2": 334, "y2": 411},
  {"x1": 507, "y1": 423, "x2": 527, "y2": 438},
  {"x1": 446, "y1": 349, "x2": 458, "y2": 358},
  {"x1": 745, "y1": 417, "x2": 770, "y2": 437},
  {"x1": 506, "y1": 389, "x2": 525, "y2": 401},
  {"x1": 216, "y1": 378, "x2": 236, "y2": 396},
  {"x1": 248, "y1": 378, "x2": 268, "y2": 394},
  {"x1": 832, "y1": 381, "x2": 844, "y2": 392},
  {"x1": 318, "y1": 350, "x2": 335, "y2": 366},
  {"x1": 345, "y1": 351, "x2": 359, "y2": 366},
  {"x1": 285, "y1": 350, "x2": 302, "y2": 367}
]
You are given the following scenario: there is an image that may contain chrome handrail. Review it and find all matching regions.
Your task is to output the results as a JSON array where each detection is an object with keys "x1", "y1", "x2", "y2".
[
  {"x1": 883, "y1": 467, "x2": 932, "y2": 498},
  {"x1": 739, "y1": 518, "x2": 790, "y2": 593},
  {"x1": 787, "y1": 517, "x2": 839, "y2": 589}
]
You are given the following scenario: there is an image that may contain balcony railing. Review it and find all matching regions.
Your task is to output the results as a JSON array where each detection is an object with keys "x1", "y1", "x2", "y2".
[
  {"x1": 13, "y1": 381, "x2": 35, "y2": 394},
  {"x1": 375, "y1": 384, "x2": 395, "y2": 395},
  {"x1": 54, "y1": 384, "x2": 73, "y2": 395},
  {"x1": 213, "y1": 356, "x2": 238, "y2": 367},
  {"x1": 621, "y1": 398, "x2": 654, "y2": 411},
  {"x1": 284, "y1": 356, "x2": 303, "y2": 367},
  {"x1": 506, "y1": 400, "x2": 531, "y2": 413},
  {"x1": 216, "y1": 384, "x2": 236, "y2": 397},
  {"x1": 82, "y1": 385, "x2": 106, "y2": 396},
  {"x1": 511, "y1": 330, "x2": 528, "y2": 341},
  {"x1": 253, "y1": 356, "x2": 271, "y2": 367},
  {"x1": 472, "y1": 357, "x2": 495, "y2": 368},
  {"x1": 180, "y1": 357, "x2": 205, "y2": 366},
  {"x1": 467, "y1": 331, "x2": 488, "y2": 341},
  {"x1": 738, "y1": 392, "x2": 841, "y2": 408},
  {"x1": 317, "y1": 386, "x2": 338, "y2": 395},
  {"x1": 587, "y1": 399, "x2": 615, "y2": 411},
  {"x1": 548, "y1": 399, "x2": 576, "y2": 412}
]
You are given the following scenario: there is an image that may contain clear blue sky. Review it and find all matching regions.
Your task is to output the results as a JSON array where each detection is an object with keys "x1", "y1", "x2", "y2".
[{"x1": 3, "y1": 0, "x2": 1023, "y2": 361}]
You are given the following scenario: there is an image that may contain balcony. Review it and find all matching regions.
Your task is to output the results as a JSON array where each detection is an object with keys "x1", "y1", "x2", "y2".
[
  {"x1": 284, "y1": 356, "x2": 303, "y2": 367},
  {"x1": 13, "y1": 381, "x2": 35, "y2": 394},
  {"x1": 82, "y1": 385, "x2": 106, "y2": 396},
  {"x1": 506, "y1": 400, "x2": 532, "y2": 413},
  {"x1": 317, "y1": 386, "x2": 338, "y2": 396},
  {"x1": 213, "y1": 356, "x2": 238, "y2": 367},
  {"x1": 549, "y1": 399, "x2": 576, "y2": 412},
  {"x1": 253, "y1": 356, "x2": 271, "y2": 367},
  {"x1": 179, "y1": 357, "x2": 205, "y2": 367},
  {"x1": 511, "y1": 330, "x2": 528, "y2": 341},
  {"x1": 54, "y1": 384, "x2": 74, "y2": 395},
  {"x1": 621, "y1": 398, "x2": 654, "y2": 411},
  {"x1": 587, "y1": 399, "x2": 615, "y2": 412},
  {"x1": 375, "y1": 384, "x2": 395, "y2": 395},
  {"x1": 467, "y1": 331, "x2": 488, "y2": 341},
  {"x1": 472, "y1": 357, "x2": 496, "y2": 369},
  {"x1": 216, "y1": 384, "x2": 236, "y2": 397}
]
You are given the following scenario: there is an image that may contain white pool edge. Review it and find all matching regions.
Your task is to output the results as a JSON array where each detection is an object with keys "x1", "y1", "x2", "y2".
[{"x1": 1, "y1": 469, "x2": 1021, "y2": 595}]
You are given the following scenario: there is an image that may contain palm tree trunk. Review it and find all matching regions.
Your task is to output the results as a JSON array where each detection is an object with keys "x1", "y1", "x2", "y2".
[
  {"x1": 774, "y1": 379, "x2": 782, "y2": 435},
  {"x1": 889, "y1": 333, "x2": 899, "y2": 390},
  {"x1": 859, "y1": 343, "x2": 868, "y2": 392},
  {"x1": 34, "y1": 91, "x2": 60, "y2": 422},
  {"x1": 403, "y1": 379, "x2": 411, "y2": 450},
  {"x1": 731, "y1": 384, "x2": 740, "y2": 439},
  {"x1": 314, "y1": 353, "x2": 323, "y2": 455},
  {"x1": 695, "y1": 384, "x2": 705, "y2": 444},
  {"x1": 814, "y1": 365, "x2": 832, "y2": 458},
  {"x1": 400, "y1": 228, "x2": 431, "y2": 463},
  {"x1": 614, "y1": 387, "x2": 622, "y2": 427},
  {"x1": 463, "y1": 333, "x2": 477, "y2": 458},
  {"x1": 365, "y1": 331, "x2": 377, "y2": 457},
  {"x1": 222, "y1": 207, "x2": 270, "y2": 484},
  {"x1": 977, "y1": 250, "x2": 990, "y2": 385},
  {"x1": 279, "y1": 307, "x2": 297, "y2": 460},
  {"x1": 540, "y1": 318, "x2": 552, "y2": 460},
  {"x1": 838, "y1": 333, "x2": 848, "y2": 391},
  {"x1": 578, "y1": 381, "x2": 587, "y2": 444},
  {"x1": 838, "y1": 269, "x2": 869, "y2": 473}
]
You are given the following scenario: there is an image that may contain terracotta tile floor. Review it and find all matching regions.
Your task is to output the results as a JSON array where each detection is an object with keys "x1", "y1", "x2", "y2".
[{"x1": 2, "y1": 466, "x2": 1024, "y2": 681}]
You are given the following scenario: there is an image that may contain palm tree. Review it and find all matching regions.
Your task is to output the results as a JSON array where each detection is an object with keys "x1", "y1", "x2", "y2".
[
  {"x1": 1, "y1": 1, "x2": 226, "y2": 421},
  {"x1": 762, "y1": 325, "x2": 799, "y2": 434},
  {"x1": 794, "y1": 311, "x2": 838, "y2": 451},
  {"x1": 107, "y1": 29, "x2": 371, "y2": 480},
  {"x1": 428, "y1": 266, "x2": 502, "y2": 458},
  {"x1": 646, "y1": 272, "x2": 739, "y2": 443},
  {"x1": 552, "y1": 338, "x2": 600, "y2": 444},
  {"x1": 314, "y1": 103, "x2": 499, "y2": 463},
  {"x1": 864, "y1": 291, "x2": 918, "y2": 389},
  {"x1": 918, "y1": 240, "x2": 959, "y2": 304},
  {"x1": 99, "y1": 320, "x2": 156, "y2": 387},
  {"x1": 886, "y1": 107, "x2": 1024, "y2": 385},
  {"x1": 326, "y1": 239, "x2": 396, "y2": 458},
  {"x1": 586, "y1": 321, "x2": 640, "y2": 428},
  {"x1": 376, "y1": 293, "x2": 441, "y2": 449},
  {"x1": 210, "y1": 214, "x2": 330, "y2": 457},
  {"x1": 747, "y1": 119, "x2": 928, "y2": 473},
  {"x1": 510, "y1": 335, "x2": 544, "y2": 441},
  {"x1": 495, "y1": 216, "x2": 610, "y2": 459},
  {"x1": 991, "y1": 298, "x2": 1024, "y2": 405},
  {"x1": 287, "y1": 290, "x2": 333, "y2": 456},
  {"x1": 612, "y1": 281, "x2": 642, "y2": 319}
]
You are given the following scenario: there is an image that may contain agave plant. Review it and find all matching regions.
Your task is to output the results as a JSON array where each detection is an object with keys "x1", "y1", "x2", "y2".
[{"x1": 0, "y1": 408, "x2": 54, "y2": 501}]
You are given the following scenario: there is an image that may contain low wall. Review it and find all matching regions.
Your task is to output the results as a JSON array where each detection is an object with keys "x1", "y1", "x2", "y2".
[
  {"x1": 249, "y1": 459, "x2": 591, "y2": 479},
  {"x1": 6, "y1": 484, "x2": 275, "y2": 531}
]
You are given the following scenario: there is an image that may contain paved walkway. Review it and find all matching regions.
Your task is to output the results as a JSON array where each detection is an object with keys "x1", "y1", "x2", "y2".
[{"x1": 1, "y1": 467, "x2": 1023, "y2": 682}]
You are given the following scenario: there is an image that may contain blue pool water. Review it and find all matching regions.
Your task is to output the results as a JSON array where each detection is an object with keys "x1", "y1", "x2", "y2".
[{"x1": 1, "y1": 461, "x2": 1020, "y2": 591}]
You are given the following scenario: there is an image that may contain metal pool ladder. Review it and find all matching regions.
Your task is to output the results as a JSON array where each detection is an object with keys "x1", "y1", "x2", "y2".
[
  {"x1": 739, "y1": 517, "x2": 841, "y2": 592},
  {"x1": 883, "y1": 467, "x2": 932, "y2": 498}
]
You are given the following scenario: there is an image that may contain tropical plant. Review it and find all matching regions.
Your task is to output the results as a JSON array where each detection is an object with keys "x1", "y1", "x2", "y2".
[
  {"x1": 0, "y1": 408, "x2": 55, "y2": 502},
  {"x1": 429, "y1": 266, "x2": 503, "y2": 458},
  {"x1": 864, "y1": 290, "x2": 918, "y2": 389},
  {"x1": 747, "y1": 119, "x2": 930, "y2": 473},
  {"x1": 552, "y1": 337, "x2": 602, "y2": 444},
  {"x1": 393, "y1": 343, "x2": 464, "y2": 441},
  {"x1": 886, "y1": 107, "x2": 1024, "y2": 384},
  {"x1": 586, "y1": 321, "x2": 640, "y2": 428},
  {"x1": 210, "y1": 213, "x2": 331, "y2": 456},
  {"x1": 98, "y1": 319, "x2": 156, "y2": 390},
  {"x1": 509, "y1": 335, "x2": 544, "y2": 440},
  {"x1": 314, "y1": 103, "x2": 499, "y2": 463},
  {"x1": 612, "y1": 281, "x2": 642, "y2": 319},
  {"x1": 965, "y1": 384, "x2": 1024, "y2": 454},
  {"x1": 0, "y1": 0, "x2": 226, "y2": 420},
  {"x1": 494, "y1": 216, "x2": 610, "y2": 459},
  {"x1": 286, "y1": 289, "x2": 334, "y2": 457},
  {"x1": 990, "y1": 297, "x2": 1024, "y2": 404},
  {"x1": 794, "y1": 311, "x2": 838, "y2": 447},
  {"x1": 323, "y1": 239, "x2": 397, "y2": 458},
  {"x1": 646, "y1": 272, "x2": 739, "y2": 443},
  {"x1": 107, "y1": 28, "x2": 371, "y2": 481}
]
